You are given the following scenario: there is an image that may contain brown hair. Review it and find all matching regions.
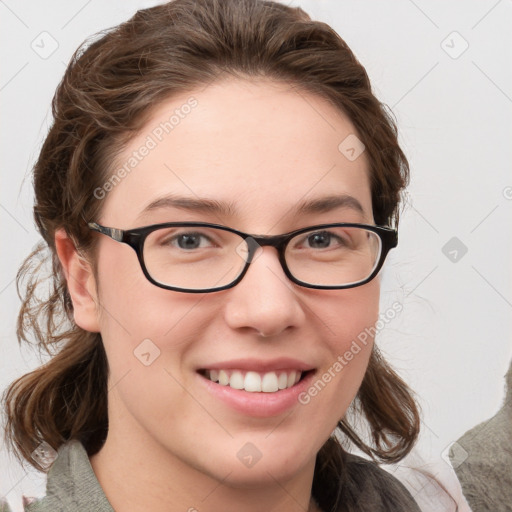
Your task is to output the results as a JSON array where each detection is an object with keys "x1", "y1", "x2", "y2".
[{"x1": 3, "y1": 0, "x2": 419, "y2": 508}]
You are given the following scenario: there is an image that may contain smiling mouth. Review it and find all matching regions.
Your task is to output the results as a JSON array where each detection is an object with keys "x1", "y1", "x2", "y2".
[{"x1": 198, "y1": 369, "x2": 312, "y2": 393}]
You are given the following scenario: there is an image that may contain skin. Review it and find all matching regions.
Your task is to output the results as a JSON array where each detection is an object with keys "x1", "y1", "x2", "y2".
[{"x1": 56, "y1": 78, "x2": 380, "y2": 512}]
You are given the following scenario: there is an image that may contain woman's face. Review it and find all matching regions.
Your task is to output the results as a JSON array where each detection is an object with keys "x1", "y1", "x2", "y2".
[{"x1": 89, "y1": 78, "x2": 379, "y2": 486}]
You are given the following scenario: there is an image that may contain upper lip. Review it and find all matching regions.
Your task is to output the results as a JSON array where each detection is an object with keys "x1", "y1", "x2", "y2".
[{"x1": 197, "y1": 357, "x2": 315, "y2": 373}]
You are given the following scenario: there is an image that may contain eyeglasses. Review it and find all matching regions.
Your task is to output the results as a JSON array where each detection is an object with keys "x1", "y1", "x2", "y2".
[{"x1": 87, "y1": 221, "x2": 397, "y2": 293}]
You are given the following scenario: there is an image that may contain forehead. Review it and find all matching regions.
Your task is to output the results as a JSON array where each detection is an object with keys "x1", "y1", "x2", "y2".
[{"x1": 100, "y1": 78, "x2": 372, "y2": 229}]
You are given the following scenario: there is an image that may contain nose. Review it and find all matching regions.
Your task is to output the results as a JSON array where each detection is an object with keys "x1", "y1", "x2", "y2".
[{"x1": 223, "y1": 246, "x2": 306, "y2": 337}]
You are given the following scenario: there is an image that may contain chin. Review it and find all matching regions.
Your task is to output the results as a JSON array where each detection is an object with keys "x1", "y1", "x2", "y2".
[
  {"x1": 212, "y1": 460, "x2": 309, "y2": 489},
  {"x1": 204, "y1": 435, "x2": 316, "y2": 488}
]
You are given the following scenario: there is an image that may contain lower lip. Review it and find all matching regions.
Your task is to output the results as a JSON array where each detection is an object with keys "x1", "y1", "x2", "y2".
[{"x1": 197, "y1": 371, "x2": 316, "y2": 418}]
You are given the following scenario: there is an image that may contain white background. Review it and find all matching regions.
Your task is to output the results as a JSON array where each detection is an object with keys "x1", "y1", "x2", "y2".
[{"x1": 1, "y1": 0, "x2": 511, "y2": 509}]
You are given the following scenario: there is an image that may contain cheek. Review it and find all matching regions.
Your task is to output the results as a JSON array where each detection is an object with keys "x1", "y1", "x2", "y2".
[
  {"x1": 93, "y1": 245, "x2": 204, "y2": 378},
  {"x1": 321, "y1": 279, "x2": 380, "y2": 354},
  {"x1": 300, "y1": 281, "x2": 379, "y2": 426},
  {"x1": 94, "y1": 242, "x2": 191, "y2": 336},
  {"x1": 335, "y1": 282, "x2": 380, "y2": 379},
  {"x1": 93, "y1": 257, "x2": 204, "y2": 432}
]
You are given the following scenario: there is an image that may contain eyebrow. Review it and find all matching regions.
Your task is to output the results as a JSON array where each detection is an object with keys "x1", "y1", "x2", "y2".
[
  {"x1": 296, "y1": 194, "x2": 365, "y2": 215},
  {"x1": 139, "y1": 194, "x2": 236, "y2": 218},
  {"x1": 138, "y1": 193, "x2": 365, "y2": 218}
]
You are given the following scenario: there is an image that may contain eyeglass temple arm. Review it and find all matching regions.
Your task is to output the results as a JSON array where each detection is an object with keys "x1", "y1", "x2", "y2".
[{"x1": 88, "y1": 222, "x2": 124, "y2": 242}]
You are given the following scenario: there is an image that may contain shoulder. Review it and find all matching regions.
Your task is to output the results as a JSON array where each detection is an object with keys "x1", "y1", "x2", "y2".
[
  {"x1": 340, "y1": 452, "x2": 421, "y2": 512},
  {"x1": 25, "y1": 439, "x2": 113, "y2": 512},
  {"x1": 453, "y1": 408, "x2": 512, "y2": 510}
]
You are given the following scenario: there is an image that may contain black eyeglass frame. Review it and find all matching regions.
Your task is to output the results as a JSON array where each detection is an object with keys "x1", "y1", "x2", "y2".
[{"x1": 88, "y1": 221, "x2": 398, "y2": 293}]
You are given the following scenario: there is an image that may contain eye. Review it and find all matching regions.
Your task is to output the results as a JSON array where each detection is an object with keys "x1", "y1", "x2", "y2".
[
  {"x1": 301, "y1": 230, "x2": 348, "y2": 249},
  {"x1": 306, "y1": 231, "x2": 331, "y2": 249},
  {"x1": 163, "y1": 231, "x2": 215, "y2": 250}
]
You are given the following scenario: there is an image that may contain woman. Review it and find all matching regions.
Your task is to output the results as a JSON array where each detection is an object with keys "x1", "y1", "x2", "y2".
[{"x1": 3, "y1": 0, "x2": 422, "y2": 510}]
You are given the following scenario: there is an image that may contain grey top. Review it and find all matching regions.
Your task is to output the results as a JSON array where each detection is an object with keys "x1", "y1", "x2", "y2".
[
  {"x1": 25, "y1": 440, "x2": 113, "y2": 512},
  {"x1": 451, "y1": 401, "x2": 512, "y2": 511},
  {"x1": 451, "y1": 360, "x2": 512, "y2": 511},
  {"x1": 4, "y1": 440, "x2": 420, "y2": 511}
]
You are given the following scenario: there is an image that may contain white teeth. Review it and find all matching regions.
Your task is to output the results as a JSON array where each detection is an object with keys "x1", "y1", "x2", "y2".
[
  {"x1": 287, "y1": 371, "x2": 297, "y2": 388},
  {"x1": 261, "y1": 372, "x2": 279, "y2": 393},
  {"x1": 229, "y1": 371, "x2": 244, "y2": 390},
  {"x1": 278, "y1": 372, "x2": 288, "y2": 390},
  {"x1": 206, "y1": 369, "x2": 303, "y2": 392},
  {"x1": 218, "y1": 369, "x2": 229, "y2": 386},
  {"x1": 244, "y1": 371, "x2": 261, "y2": 392}
]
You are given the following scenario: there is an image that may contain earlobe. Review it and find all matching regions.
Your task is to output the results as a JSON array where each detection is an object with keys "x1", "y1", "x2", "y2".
[{"x1": 54, "y1": 229, "x2": 101, "y2": 332}]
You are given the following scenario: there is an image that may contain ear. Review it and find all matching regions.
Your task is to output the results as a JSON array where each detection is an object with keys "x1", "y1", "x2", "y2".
[{"x1": 55, "y1": 229, "x2": 101, "y2": 332}]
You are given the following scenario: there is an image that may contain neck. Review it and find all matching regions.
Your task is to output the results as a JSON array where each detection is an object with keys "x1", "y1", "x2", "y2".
[{"x1": 89, "y1": 404, "x2": 320, "y2": 512}]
